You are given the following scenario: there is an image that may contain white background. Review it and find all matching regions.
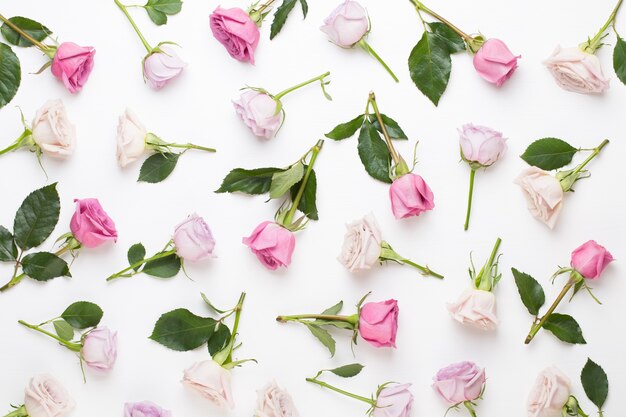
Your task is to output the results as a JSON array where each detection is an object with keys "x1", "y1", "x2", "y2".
[{"x1": 0, "y1": 0, "x2": 624, "y2": 416}]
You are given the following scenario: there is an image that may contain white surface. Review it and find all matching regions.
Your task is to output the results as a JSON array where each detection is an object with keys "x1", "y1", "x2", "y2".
[{"x1": 0, "y1": 0, "x2": 624, "y2": 416}]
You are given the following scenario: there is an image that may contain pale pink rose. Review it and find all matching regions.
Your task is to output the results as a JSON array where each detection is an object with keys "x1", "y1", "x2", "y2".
[
  {"x1": 210, "y1": 6, "x2": 260, "y2": 64},
  {"x1": 24, "y1": 374, "x2": 75, "y2": 417},
  {"x1": 124, "y1": 401, "x2": 171, "y2": 417},
  {"x1": 447, "y1": 289, "x2": 499, "y2": 331},
  {"x1": 373, "y1": 383, "x2": 414, "y2": 417},
  {"x1": 31, "y1": 100, "x2": 76, "y2": 157},
  {"x1": 527, "y1": 367, "x2": 571, "y2": 417},
  {"x1": 51, "y1": 42, "x2": 95, "y2": 93},
  {"x1": 338, "y1": 213, "x2": 382, "y2": 272},
  {"x1": 182, "y1": 360, "x2": 234, "y2": 408},
  {"x1": 143, "y1": 45, "x2": 186, "y2": 90},
  {"x1": 233, "y1": 91, "x2": 284, "y2": 139},
  {"x1": 81, "y1": 327, "x2": 118, "y2": 372},
  {"x1": 515, "y1": 167, "x2": 564, "y2": 229},
  {"x1": 459, "y1": 123, "x2": 507, "y2": 167},
  {"x1": 243, "y1": 221, "x2": 296, "y2": 270},
  {"x1": 432, "y1": 361, "x2": 486, "y2": 404},
  {"x1": 359, "y1": 299, "x2": 399, "y2": 348},
  {"x1": 116, "y1": 109, "x2": 147, "y2": 167},
  {"x1": 173, "y1": 213, "x2": 216, "y2": 262},
  {"x1": 473, "y1": 39, "x2": 519, "y2": 87},
  {"x1": 570, "y1": 240, "x2": 613, "y2": 280},
  {"x1": 389, "y1": 173, "x2": 435, "y2": 219},
  {"x1": 544, "y1": 46, "x2": 609, "y2": 94},
  {"x1": 70, "y1": 198, "x2": 117, "y2": 248},
  {"x1": 255, "y1": 380, "x2": 300, "y2": 417},
  {"x1": 320, "y1": 1, "x2": 369, "y2": 47}
]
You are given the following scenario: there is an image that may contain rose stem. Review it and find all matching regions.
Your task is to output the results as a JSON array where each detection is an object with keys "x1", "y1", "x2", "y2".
[
  {"x1": 283, "y1": 140, "x2": 324, "y2": 226},
  {"x1": 477, "y1": 237, "x2": 502, "y2": 291},
  {"x1": 401, "y1": 258, "x2": 444, "y2": 279},
  {"x1": 18, "y1": 320, "x2": 82, "y2": 351},
  {"x1": 586, "y1": 0, "x2": 623, "y2": 52},
  {"x1": 368, "y1": 92, "x2": 403, "y2": 167},
  {"x1": 213, "y1": 292, "x2": 246, "y2": 365},
  {"x1": 463, "y1": 401, "x2": 478, "y2": 417},
  {"x1": 408, "y1": 0, "x2": 473, "y2": 42},
  {"x1": 305, "y1": 378, "x2": 375, "y2": 405},
  {"x1": 464, "y1": 169, "x2": 476, "y2": 231},
  {"x1": 0, "y1": 245, "x2": 70, "y2": 292},
  {"x1": 106, "y1": 248, "x2": 177, "y2": 281},
  {"x1": 3, "y1": 405, "x2": 28, "y2": 417},
  {"x1": 114, "y1": 0, "x2": 153, "y2": 53},
  {"x1": 255, "y1": 0, "x2": 276, "y2": 14},
  {"x1": 570, "y1": 139, "x2": 609, "y2": 176},
  {"x1": 152, "y1": 143, "x2": 216, "y2": 153},
  {"x1": 276, "y1": 314, "x2": 358, "y2": 324},
  {"x1": 524, "y1": 278, "x2": 575, "y2": 344},
  {"x1": 274, "y1": 72, "x2": 330, "y2": 100},
  {"x1": 357, "y1": 40, "x2": 399, "y2": 82},
  {"x1": 0, "y1": 14, "x2": 51, "y2": 53}
]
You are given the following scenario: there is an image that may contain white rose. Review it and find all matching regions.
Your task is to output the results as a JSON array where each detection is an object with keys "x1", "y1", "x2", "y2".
[
  {"x1": 338, "y1": 213, "x2": 382, "y2": 272},
  {"x1": 447, "y1": 289, "x2": 499, "y2": 331},
  {"x1": 254, "y1": 381, "x2": 300, "y2": 417},
  {"x1": 31, "y1": 100, "x2": 76, "y2": 157},
  {"x1": 514, "y1": 167, "x2": 564, "y2": 229},
  {"x1": 527, "y1": 367, "x2": 571, "y2": 417},
  {"x1": 544, "y1": 46, "x2": 609, "y2": 94},
  {"x1": 24, "y1": 374, "x2": 75, "y2": 417},
  {"x1": 116, "y1": 108, "x2": 147, "y2": 167},
  {"x1": 182, "y1": 360, "x2": 234, "y2": 408}
]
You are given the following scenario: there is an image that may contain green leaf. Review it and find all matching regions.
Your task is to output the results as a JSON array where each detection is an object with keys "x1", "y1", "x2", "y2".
[
  {"x1": 542, "y1": 313, "x2": 586, "y2": 344},
  {"x1": 270, "y1": 0, "x2": 297, "y2": 40},
  {"x1": 299, "y1": 0, "x2": 308, "y2": 17},
  {"x1": 127, "y1": 243, "x2": 146, "y2": 271},
  {"x1": 613, "y1": 36, "x2": 626, "y2": 85},
  {"x1": 207, "y1": 322, "x2": 231, "y2": 356},
  {"x1": 1, "y1": 17, "x2": 50, "y2": 47},
  {"x1": 61, "y1": 301, "x2": 104, "y2": 329},
  {"x1": 200, "y1": 293, "x2": 229, "y2": 314},
  {"x1": 325, "y1": 115, "x2": 364, "y2": 140},
  {"x1": 149, "y1": 308, "x2": 216, "y2": 351},
  {"x1": 581, "y1": 358, "x2": 608, "y2": 410},
  {"x1": 0, "y1": 42, "x2": 20, "y2": 109},
  {"x1": 357, "y1": 121, "x2": 391, "y2": 183},
  {"x1": 520, "y1": 138, "x2": 578, "y2": 170},
  {"x1": 370, "y1": 114, "x2": 408, "y2": 140},
  {"x1": 145, "y1": 0, "x2": 182, "y2": 23},
  {"x1": 304, "y1": 323, "x2": 336, "y2": 356},
  {"x1": 290, "y1": 167, "x2": 318, "y2": 220},
  {"x1": 0, "y1": 226, "x2": 17, "y2": 261},
  {"x1": 146, "y1": 8, "x2": 167, "y2": 25},
  {"x1": 408, "y1": 31, "x2": 452, "y2": 106},
  {"x1": 429, "y1": 22, "x2": 466, "y2": 53},
  {"x1": 216, "y1": 167, "x2": 284, "y2": 194},
  {"x1": 138, "y1": 152, "x2": 181, "y2": 183},
  {"x1": 328, "y1": 363, "x2": 364, "y2": 378},
  {"x1": 321, "y1": 301, "x2": 343, "y2": 315},
  {"x1": 13, "y1": 183, "x2": 60, "y2": 250},
  {"x1": 270, "y1": 162, "x2": 305, "y2": 199},
  {"x1": 143, "y1": 253, "x2": 181, "y2": 278},
  {"x1": 21, "y1": 252, "x2": 70, "y2": 281},
  {"x1": 512, "y1": 268, "x2": 545, "y2": 316},
  {"x1": 53, "y1": 320, "x2": 74, "y2": 341}
]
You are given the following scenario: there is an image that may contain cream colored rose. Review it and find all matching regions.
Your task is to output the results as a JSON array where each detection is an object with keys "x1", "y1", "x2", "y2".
[
  {"x1": 31, "y1": 100, "x2": 76, "y2": 157},
  {"x1": 338, "y1": 213, "x2": 382, "y2": 272},
  {"x1": 515, "y1": 167, "x2": 564, "y2": 229},
  {"x1": 116, "y1": 108, "x2": 147, "y2": 167},
  {"x1": 254, "y1": 380, "x2": 300, "y2": 417},
  {"x1": 24, "y1": 374, "x2": 75, "y2": 417},
  {"x1": 527, "y1": 367, "x2": 571, "y2": 417},
  {"x1": 447, "y1": 289, "x2": 499, "y2": 330},
  {"x1": 182, "y1": 360, "x2": 234, "y2": 408},
  {"x1": 544, "y1": 46, "x2": 609, "y2": 94}
]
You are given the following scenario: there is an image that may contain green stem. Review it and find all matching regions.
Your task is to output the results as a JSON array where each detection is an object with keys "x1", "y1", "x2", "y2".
[
  {"x1": 0, "y1": 14, "x2": 52, "y2": 53},
  {"x1": 283, "y1": 140, "x2": 324, "y2": 226},
  {"x1": 276, "y1": 314, "x2": 358, "y2": 324},
  {"x1": 357, "y1": 40, "x2": 399, "y2": 82},
  {"x1": 408, "y1": 0, "x2": 473, "y2": 41},
  {"x1": 214, "y1": 292, "x2": 246, "y2": 365},
  {"x1": 1, "y1": 246, "x2": 69, "y2": 293},
  {"x1": 274, "y1": 72, "x2": 330, "y2": 100},
  {"x1": 525, "y1": 278, "x2": 575, "y2": 344},
  {"x1": 401, "y1": 258, "x2": 444, "y2": 279},
  {"x1": 254, "y1": 0, "x2": 276, "y2": 14},
  {"x1": 106, "y1": 248, "x2": 176, "y2": 281},
  {"x1": 477, "y1": 237, "x2": 502, "y2": 291},
  {"x1": 114, "y1": 0, "x2": 153, "y2": 53},
  {"x1": 367, "y1": 92, "x2": 403, "y2": 168},
  {"x1": 147, "y1": 142, "x2": 216, "y2": 153},
  {"x1": 305, "y1": 378, "x2": 375, "y2": 405},
  {"x1": 18, "y1": 320, "x2": 82, "y2": 352},
  {"x1": 464, "y1": 169, "x2": 476, "y2": 231},
  {"x1": 0, "y1": 129, "x2": 33, "y2": 156},
  {"x1": 2, "y1": 405, "x2": 28, "y2": 417},
  {"x1": 463, "y1": 401, "x2": 478, "y2": 417},
  {"x1": 571, "y1": 139, "x2": 609, "y2": 176},
  {"x1": 586, "y1": 0, "x2": 623, "y2": 52},
  {"x1": 379, "y1": 242, "x2": 444, "y2": 279}
]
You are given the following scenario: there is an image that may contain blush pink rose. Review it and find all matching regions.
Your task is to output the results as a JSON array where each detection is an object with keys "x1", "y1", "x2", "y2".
[
  {"x1": 210, "y1": 6, "x2": 260, "y2": 64},
  {"x1": 320, "y1": 1, "x2": 369, "y2": 48},
  {"x1": 358, "y1": 299, "x2": 399, "y2": 348},
  {"x1": 143, "y1": 45, "x2": 186, "y2": 90},
  {"x1": 447, "y1": 289, "x2": 499, "y2": 331},
  {"x1": 173, "y1": 214, "x2": 215, "y2": 262},
  {"x1": 31, "y1": 99, "x2": 77, "y2": 158},
  {"x1": 570, "y1": 240, "x2": 613, "y2": 280},
  {"x1": 24, "y1": 374, "x2": 75, "y2": 417},
  {"x1": 243, "y1": 221, "x2": 296, "y2": 270},
  {"x1": 527, "y1": 367, "x2": 571, "y2": 417},
  {"x1": 233, "y1": 91, "x2": 284, "y2": 139},
  {"x1": 51, "y1": 42, "x2": 96, "y2": 94},
  {"x1": 373, "y1": 383, "x2": 413, "y2": 417},
  {"x1": 81, "y1": 327, "x2": 118, "y2": 372},
  {"x1": 432, "y1": 361, "x2": 486, "y2": 404},
  {"x1": 255, "y1": 380, "x2": 300, "y2": 417},
  {"x1": 389, "y1": 173, "x2": 435, "y2": 219},
  {"x1": 473, "y1": 39, "x2": 519, "y2": 87},
  {"x1": 459, "y1": 123, "x2": 507, "y2": 167},
  {"x1": 70, "y1": 198, "x2": 117, "y2": 248},
  {"x1": 182, "y1": 360, "x2": 234, "y2": 408},
  {"x1": 514, "y1": 167, "x2": 564, "y2": 229},
  {"x1": 544, "y1": 46, "x2": 609, "y2": 94},
  {"x1": 124, "y1": 401, "x2": 171, "y2": 417},
  {"x1": 338, "y1": 213, "x2": 382, "y2": 272}
]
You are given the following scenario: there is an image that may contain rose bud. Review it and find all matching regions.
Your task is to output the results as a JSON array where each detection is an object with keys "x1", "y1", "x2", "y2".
[
  {"x1": 81, "y1": 327, "x2": 118, "y2": 372},
  {"x1": 70, "y1": 198, "x2": 117, "y2": 248},
  {"x1": 320, "y1": 1, "x2": 369, "y2": 48},
  {"x1": 544, "y1": 46, "x2": 609, "y2": 94},
  {"x1": 514, "y1": 167, "x2": 564, "y2": 229},
  {"x1": 459, "y1": 123, "x2": 507, "y2": 167},
  {"x1": 527, "y1": 367, "x2": 571, "y2": 417},
  {"x1": 233, "y1": 91, "x2": 284, "y2": 139},
  {"x1": 358, "y1": 299, "x2": 399, "y2": 348},
  {"x1": 24, "y1": 374, "x2": 75, "y2": 417},
  {"x1": 31, "y1": 99, "x2": 77, "y2": 158},
  {"x1": 210, "y1": 6, "x2": 261, "y2": 64},
  {"x1": 182, "y1": 360, "x2": 234, "y2": 408},
  {"x1": 373, "y1": 383, "x2": 414, "y2": 417},
  {"x1": 124, "y1": 401, "x2": 172, "y2": 417},
  {"x1": 50, "y1": 42, "x2": 96, "y2": 94},
  {"x1": 255, "y1": 380, "x2": 300, "y2": 417},
  {"x1": 173, "y1": 214, "x2": 216, "y2": 262},
  {"x1": 143, "y1": 45, "x2": 186, "y2": 90},
  {"x1": 570, "y1": 240, "x2": 613, "y2": 280},
  {"x1": 389, "y1": 173, "x2": 435, "y2": 219},
  {"x1": 116, "y1": 109, "x2": 148, "y2": 168},
  {"x1": 473, "y1": 39, "x2": 519, "y2": 87},
  {"x1": 338, "y1": 213, "x2": 382, "y2": 272},
  {"x1": 447, "y1": 289, "x2": 499, "y2": 331},
  {"x1": 432, "y1": 361, "x2": 486, "y2": 404},
  {"x1": 242, "y1": 221, "x2": 296, "y2": 270}
]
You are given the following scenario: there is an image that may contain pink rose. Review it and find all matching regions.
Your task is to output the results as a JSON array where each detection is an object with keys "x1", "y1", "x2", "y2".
[
  {"x1": 514, "y1": 167, "x2": 564, "y2": 229},
  {"x1": 51, "y1": 42, "x2": 96, "y2": 93},
  {"x1": 124, "y1": 401, "x2": 172, "y2": 417},
  {"x1": 70, "y1": 198, "x2": 117, "y2": 248},
  {"x1": 459, "y1": 123, "x2": 507, "y2": 167},
  {"x1": 173, "y1": 214, "x2": 216, "y2": 262},
  {"x1": 544, "y1": 46, "x2": 609, "y2": 94},
  {"x1": 242, "y1": 221, "x2": 296, "y2": 270},
  {"x1": 473, "y1": 39, "x2": 519, "y2": 87},
  {"x1": 527, "y1": 367, "x2": 571, "y2": 417},
  {"x1": 31, "y1": 99, "x2": 76, "y2": 158},
  {"x1": 81, "y1": 327, "x2": 118, "y2": 371},
  {"x1": 320, "y1": 1, "x2": 369, "y2": 48},
  {"x1": 143, "y1": 45, "x2": 186, "y2": 90},
  {"x1": 447, "y1": 289, "x2": 499, "y2": 331},
  {"x1": 182, "y1": 360, "x2": 234, "y2": 408},
  {"x1": 24, "y1": 374, "x2": 75, "y2": 417},
  {"x1": 233, "y1": 91, "x2": 284, "y2": 139},
  {"x1": 255, "y1": 380, "x2": 300, "y2": 417},
  {"x1": 358, "y1": 299, "x2": 399, "y2": 348},
  {"x1": 210, "y1": 6, "x2": 260, "y2": 64},
  {"x1": 570, "y1": 240, "x2": 613, "y2": 280},
  {"x1": 432, "y1": 361, "x2": 486, "y2": 404},
  {"x1": 373, "y1": 383, "x2": 414, "y2": 417},
  {"x1": 389, "y1": 173, "x2": 435, "y2": 219}
]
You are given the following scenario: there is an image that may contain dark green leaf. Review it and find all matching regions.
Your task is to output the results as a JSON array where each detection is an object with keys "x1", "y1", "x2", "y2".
[
  {"x1": 127, "y1": 243, "x2": 146, "y2": 271},
  {"x1": 613, "y1": 36, "x2": 626, "y2": 85},
  {"x1": 21, "y1": 252, "x2": 70, "y2": 281},
  {"x1": 429, "y1": 22, "x2": 466, "y2": 53},
  {"x1": 270, "y1": 0, "x2": 297, "y2": 40},
  {"x1": 328, "y1": 363, "x2": 364, "y2": 378},
  {"x1": 13, "y1": 183, "x2": 60, "y2": 250},
  {"x1": 290, "y1": 167, "x2": 318, "y2": 220},
  {"x1": 357, "y1": 121, "x2": 391, "y2": 183},
  {"x1": 149, "y1": 308, "x2": 216, "y2": 351},
  {"x1": 145, "y1": 0, "x2": 182, "y2": 24},
  {"x1": 270, "y1": 162, "x2": 304, "y2": 199},
  {"x1": 521, "y1": 138, "x2": 578, "y2": 170},
  {"x1": 299, "y1": 0, "x2": 308, "y2": 17},
  {"x1": 143, "y1": 253, "x2": 181, "y2": 278},
  {"x1": 1, "y1": 17, "x2": 50, "y2": 47},
  {"x1": 370, "y1": 114, "x2": 408, "y2": 140},
  {"x1": 53, "y1": 320, "x2": 74, "y2": 341},
  {"x1": 216, "y1": 167, "x2": 284, "y2": 194},
  {"x1": 0, "y1": 226, "x2": 17, "y2": 261},
  {"x1": 138, "y1": 152, "x2": 181, "y2": 183},
  {"x1": 304, "y1": 323, "x2": 335, "y2": 356},
  {"x1": 408, "y1": 31, "x2": 452, "y2": 106},
  {"x1": 313, "y1": 320, "x2": 354, "y2": 330},
  {"x1": 325, "y1": 115, "x2": 364, "y2": 140},
  {"x1": 542, "y1": 313, "x2": 586, "y2": 344},
  {"x1": 0, "y1": 42, "x2": 20, "y2": 109},
  {"x1": 207, "y1": 322, "x2": 231, "y2": 356},
  {"x1": 512, "y1": 268, "x2": 545, "y2": 316},
  {"x1": 146, "y1": 8, "x2": 167, "y2": 25},
  {"x1": 61, "y1": 301, "x2": 104, "y2": 329},
  {"x1": 581, "y1": 358, "x2": 608, "y2": 410},
  {"x1": 321, "y1": 301, "x2": 343, "y2": 315}
]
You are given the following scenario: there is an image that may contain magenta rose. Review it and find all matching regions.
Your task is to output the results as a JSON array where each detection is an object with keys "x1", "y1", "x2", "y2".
[
  {"x1": 570, "y1": 240, "x2": 613, "y2": 280},
  {"x1": 432, "y1": 361, "x2": 485, "y2": 404},
  {"x1": 124, "y1": 401, "x2": 172, "y2": 417},
  {"x1": 473, "y1": 39, "x2": 519, "y2": 87},
  {"x1": 210, "y1": 6, "x2": 260, "y2": 64},
  {"x1": 358, "y1": 299, "x2": 399, "y2": 348},
  {"x1": 242, "y1": 221, "x2": 296, "y2": 270},
  {"x1": 70, "y1": 198, "x2": 117, "y2": 248},
  {"x1": 389, "y1": 173, "x2": 435, "y2": 219},
  {"x1": 81, "y1": 327, "x2": 118, "y2": 372},
  {"x1": 173, "y1": 214, "x2": 216, "y2": 262},
  {"x1": 51, "y1": 42, "x2": 96, "y2": 93}
]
